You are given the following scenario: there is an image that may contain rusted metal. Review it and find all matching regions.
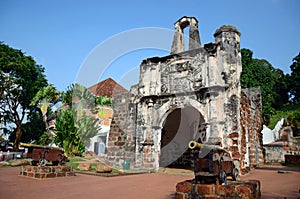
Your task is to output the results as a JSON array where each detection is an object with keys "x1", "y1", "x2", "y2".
[
  {"x1": 188, "y1": 141, "x2": 239, "y2": 184},
  {"x1": 20, "y1": 143, "x2": 68, "y2": 166}
]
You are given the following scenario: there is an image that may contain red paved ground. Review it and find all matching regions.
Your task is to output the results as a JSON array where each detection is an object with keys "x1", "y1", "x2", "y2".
[
  {"x1": 240, "y1": 165, "x2": 300, "y2": 199},
  {"x1": 0, "y1": 165, "x2": 299, "y2": 199}
]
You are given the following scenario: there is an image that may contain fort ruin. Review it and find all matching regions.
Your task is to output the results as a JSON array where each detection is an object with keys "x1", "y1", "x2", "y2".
[{"x1": 106, "y1": 17, "x2": 264, "y2": 173}]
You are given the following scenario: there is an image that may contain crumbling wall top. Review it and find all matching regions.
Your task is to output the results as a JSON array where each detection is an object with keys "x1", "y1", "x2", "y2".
[{"x1": 214, "y1": 25, "x2": 241, "y2": 37}]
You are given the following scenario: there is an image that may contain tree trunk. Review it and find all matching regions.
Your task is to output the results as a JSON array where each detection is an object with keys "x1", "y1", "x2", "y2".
[
  {"x1": 43, "y1": 114, "x2": 51, "y2": 135},
  {"x1": 13, "y1": 124, "x2": 22, "y2": 151}
]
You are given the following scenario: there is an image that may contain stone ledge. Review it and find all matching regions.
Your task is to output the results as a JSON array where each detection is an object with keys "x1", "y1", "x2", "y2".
[
  {"x1": 20, "y1": 166, "x2": 75, "y2": 179},
  {"x1": 175, "y1": 180, "x2": 260, "y2": 199}
]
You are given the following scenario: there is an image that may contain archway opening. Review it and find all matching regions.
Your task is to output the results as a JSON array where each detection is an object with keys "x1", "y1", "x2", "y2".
[{"x1": 159, "y1": 106, "x2": 205, "y2": 169}]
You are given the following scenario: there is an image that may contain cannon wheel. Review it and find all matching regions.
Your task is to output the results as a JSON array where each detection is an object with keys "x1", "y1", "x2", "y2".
[
  {"x1": 39, "y1": 158, "x2": 47, "y2": 166},
  {"x1": 232, "y1": 168, "x2": 239, "y2": 181},
  {"x1": 219, "y1": 170, "x2": 227, "y2": 185}
]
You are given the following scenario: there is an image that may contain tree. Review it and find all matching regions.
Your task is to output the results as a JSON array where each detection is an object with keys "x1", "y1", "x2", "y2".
[
  {"x1": 30, "y1": 85, "x2": 60, "y2": 136},
  {"x1": 62, "y1": 83, "x2": 95, "y2": 109},
  {"x1": 272, "y1": 68, "x2": 291, "y2": 108},
  {"x1": 241, "y1": 49, "x2": 275, "y2": 122},
  {"x1": 0, "y1": 43, "x2": 47, "y2": 151},
  {"x1": 54, "y1": 108, "x2": 85, "y2": 156},
  {"x1": 290, "y1": 52, "x2": 300, "y2": 103},
  {"x1": 9, "y1": 110, "x2": 44, "y2": 143},
  {"x1": 55, "y1": 83, "x2": 99, "y2": 155},
  {"x1": 95, "y1": 95, "x2": 113, "y2": 107}
]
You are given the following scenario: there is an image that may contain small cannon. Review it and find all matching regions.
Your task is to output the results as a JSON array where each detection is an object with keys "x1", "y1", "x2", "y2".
[
  {"x1": 20, "y1": 143, "x2": 68, "y2": 166},
  {"x1": 188, "y1": 141, "x2": 239, "y2": 184}
]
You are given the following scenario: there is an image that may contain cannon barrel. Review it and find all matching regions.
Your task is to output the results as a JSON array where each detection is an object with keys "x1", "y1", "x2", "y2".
[
  {"x1": 20, "y1": 142, "x2": 64, "y2": 151},
  {"x1": 188, "y1": 141, "x2": 204, "y2": 149},
  {"x1": 188, "y1": 141, "x2": 227, "y2": 151}
]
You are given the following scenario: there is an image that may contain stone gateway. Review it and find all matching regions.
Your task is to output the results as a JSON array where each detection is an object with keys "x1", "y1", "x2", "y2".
[{"x1": 106, "y1": 17, "x2": 263, "y2": 174}]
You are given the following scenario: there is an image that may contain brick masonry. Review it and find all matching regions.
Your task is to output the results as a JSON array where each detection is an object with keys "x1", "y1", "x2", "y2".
[
  {"x1": 20, "y1": 166, "x2": 75, "y2": 179},
  {"x1": 240, "y1": 88, "x2": 264, "y2": 173},
  {"x1": 175, "y1": 180, "x2": 261, "y2": 199}
]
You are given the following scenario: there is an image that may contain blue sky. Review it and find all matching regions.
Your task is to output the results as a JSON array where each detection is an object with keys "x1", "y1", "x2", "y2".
[{"x1": 1, "y1": 0, "x2": 299, "y2": 91}]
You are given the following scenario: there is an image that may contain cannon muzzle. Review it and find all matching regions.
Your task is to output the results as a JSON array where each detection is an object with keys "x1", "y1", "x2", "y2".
[
  {"x1": 188, "y1": 141, "x2": 204, "y2": 149},
  {"x1": 189, "y1": 141, "x2": 229, "y2": 151}
]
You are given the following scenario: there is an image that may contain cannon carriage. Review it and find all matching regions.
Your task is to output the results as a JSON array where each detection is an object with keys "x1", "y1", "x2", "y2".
[
  {"x1": 20, "y1": 143, "x2": 68, "y2": 166},
  {"x1": 188, "y1": 141, "x2": 239, "y2": 184}
]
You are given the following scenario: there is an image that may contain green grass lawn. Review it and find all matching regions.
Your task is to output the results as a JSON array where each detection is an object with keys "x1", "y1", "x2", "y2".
[{"x1": 65, "y1": 157, "x2": 85, "y2": 170}]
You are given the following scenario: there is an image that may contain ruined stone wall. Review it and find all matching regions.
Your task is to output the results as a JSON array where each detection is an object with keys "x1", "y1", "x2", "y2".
[
  {"x1": 106, "y1": 92, "x2": 136, "y2": 168},
  {"x1": 240, "y1": 88, "x2": 264, "y2": 172},
  {"x1": 264, "y1": 144, "x2": 287, "y2": 163}
]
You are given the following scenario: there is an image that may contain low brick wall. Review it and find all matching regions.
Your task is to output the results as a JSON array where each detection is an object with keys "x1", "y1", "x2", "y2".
[
  {"x1": 20, "y1": 166, "x2": 75, "y2": 179},
  {"x1": 175, "y1": 180, "x2": 260, "y2": 199}
]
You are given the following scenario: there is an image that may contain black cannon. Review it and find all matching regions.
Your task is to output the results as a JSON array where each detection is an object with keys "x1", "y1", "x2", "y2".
[{"x1": 188, "y1": 141, "x2": 239, "y2": 184}]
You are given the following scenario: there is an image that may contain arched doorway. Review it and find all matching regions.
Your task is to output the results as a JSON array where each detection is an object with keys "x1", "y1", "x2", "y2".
[{"x1": 159, "y1": 106, "x2": 205, "y2": 168}]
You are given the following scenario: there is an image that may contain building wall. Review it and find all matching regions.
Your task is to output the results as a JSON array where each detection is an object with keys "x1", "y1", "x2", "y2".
[{"x1": 86, "y1": 106, "x2": 113, "y2": 156}]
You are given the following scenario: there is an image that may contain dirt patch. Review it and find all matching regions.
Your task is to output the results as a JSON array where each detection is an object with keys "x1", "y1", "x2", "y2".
[{"x1": 158, "y1": 167, "x2": 194, "y2": 176}]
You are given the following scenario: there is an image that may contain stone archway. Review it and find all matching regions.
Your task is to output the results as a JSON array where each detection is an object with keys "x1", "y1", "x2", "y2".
[{"x1": 159, "y1": 106, "x2": 205, "y2": 168}]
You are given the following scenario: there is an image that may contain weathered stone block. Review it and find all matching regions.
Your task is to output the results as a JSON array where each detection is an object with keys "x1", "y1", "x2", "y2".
[
  {"x1": 175, "y1": 180, "x2": 260, "y2": 199},
  {"x1": 176, "y1": 181, "x2": 193, "y2": 193},
  {"x1": 26, "y1": 166, "x2": 34, "y2": 172},
  {"x1": 40, "y1": 167, "x2": 51, "y2": 173},
  {"x1": 27, "y1": 172, "x2": 34, "y2": 177},
  {"x1": 10, "y1": 159, "x2": 31, "y2": 166},
  {"x1": 174, "y1": 192, "x2": 188, "y2": 199},
  {"x1": 35, "y1": 173, "x2": 46, "y2": 179},
  {"x1": 21, "y1": 171, "x2": 27, "y2": 176},
  {"x1": 216, "y1": 185, "x2": 235, "y2": 196},
  {"x1": 96, "y1": 164, "x2": 112, "y2": 173},
  {"x1": 228, "y1": 132, "x2": 239, "y2": 139},
  {"x1": 195, "y1": 184, "x2": 215, "y2": 195},
  {"x1": 78, "y1": 163, "x2": 90, "y2": 171},
  {"x1": 56, "y1": 172, "x2": 66, "y2": 177},
  {"x1": 66, "y1": 172, "x2": 76, "y2": 176},
  {"x1": 62, "y1": 166, "x2": 72, "y2": 172},
  {"x1": 236, "y1": 185, "x2": 251, "y2": 198},
  {"x1": 46, "y1": 173, "x2": 56, "y2": 178}
]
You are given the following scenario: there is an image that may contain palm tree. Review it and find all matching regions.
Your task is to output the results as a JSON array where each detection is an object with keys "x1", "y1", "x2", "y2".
[
  {"x1": 38, "y1": 98, "x2": 54, "y2": 136},
  {"x1": 31, "y1": 85, "x2": 59, "y2": 136}
]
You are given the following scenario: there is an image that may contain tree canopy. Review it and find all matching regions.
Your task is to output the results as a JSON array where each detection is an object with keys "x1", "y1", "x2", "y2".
[
  {"x1": 241, "y1": 48, "x2": 300, "y2": 126},
  {"x1": 290, "y1": 52, "x2": 300, "y2": 103},
  {"x1": 0, "y1": 42, "x2": 47, "y2": 150}
]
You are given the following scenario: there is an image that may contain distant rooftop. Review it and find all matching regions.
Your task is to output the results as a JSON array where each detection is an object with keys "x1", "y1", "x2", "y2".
[{"x1": 88, "y1": 78, "x2": 128, "y2": 98}]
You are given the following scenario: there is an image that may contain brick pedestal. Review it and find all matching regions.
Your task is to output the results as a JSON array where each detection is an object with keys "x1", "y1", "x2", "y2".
[
  {"x1": 20, "y1": 166, "x2": 75, "y2": 179},
  {"x1": 175, "y1": 180, "x2": 260, "y2": 199}
]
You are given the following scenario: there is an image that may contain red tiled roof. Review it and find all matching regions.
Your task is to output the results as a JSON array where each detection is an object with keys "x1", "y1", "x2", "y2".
[{"x1": 88, "y1": 78, "x2": 128, "y2": 98}]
